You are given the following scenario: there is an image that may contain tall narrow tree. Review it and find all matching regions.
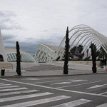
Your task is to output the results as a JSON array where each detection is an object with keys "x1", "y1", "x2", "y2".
[
  {"x1": 16, "y1": 41, "x2": 21, "y2": 76},
  {"x1": 90, "y1": 43, "x2": 97, "y2": 73},
  {"x1": 63, "y1": 27, "x2": 69, "y2": 74},
  {"x1": 86, "y1": 49, "x2": 89, "y2": 58}
]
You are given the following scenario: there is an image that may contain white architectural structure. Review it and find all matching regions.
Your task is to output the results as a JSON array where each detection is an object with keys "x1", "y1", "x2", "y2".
[
  {"x1": 6, "y1": 48, "x2": 35, "y2": 62},
  {"x1": 58, "y1": 24, "x2": 107, "y2": 59},
  {"x1": 0, "y1": 29, "x2": 37, "y2": 71},
  {"x1": 0, "y1": 29, "x2": 35, "y2": 63},
  {"x1": 0, "y1": 30, "x2": 7, "y2": 61},
  {"x1": 6, "y1": 48, "x2": 36, "y2": 70},
  {"x1": 35, "y1": 25, "x2": 107, "y2": 62},
  {"x1": 35, "y1": 44, "x2": 58, "y2": 62}
]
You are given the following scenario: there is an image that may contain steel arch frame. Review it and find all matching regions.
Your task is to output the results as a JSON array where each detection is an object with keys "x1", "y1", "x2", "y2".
[{"x1": 58, "y1": 24, "x2": 107, "y2": 59}]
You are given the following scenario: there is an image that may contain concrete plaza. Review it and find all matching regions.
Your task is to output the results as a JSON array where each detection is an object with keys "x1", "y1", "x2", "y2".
[{"x1": 2, "y1": 61, "x2": 105, "y2": 77}]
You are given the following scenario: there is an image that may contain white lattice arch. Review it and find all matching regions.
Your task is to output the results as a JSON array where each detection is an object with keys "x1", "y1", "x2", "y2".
[
  {"x1": 35, "y1": 44, "x2": 57, "y2": 62},
  {"x1": 58, "y1": 24, "x2": 107, "y2": 59},
  {"x1": 35, "y1": 25, "x2": 107, "y2": 62}
]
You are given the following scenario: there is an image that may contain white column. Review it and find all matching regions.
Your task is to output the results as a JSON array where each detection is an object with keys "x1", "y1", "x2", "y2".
[{"x1": 0, "y1": 29, "x2": 7, "y2": 62}]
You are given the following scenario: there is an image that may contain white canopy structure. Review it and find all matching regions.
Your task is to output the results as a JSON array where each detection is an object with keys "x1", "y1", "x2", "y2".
[
  {"x1": 58, "y1": 24, "x2": 107, "y2": 59},
  {"x1": 35, "y1": 24, "x2": 107, "y2": 62},
  {"x1": 6, "y1": 48, "x2": 35, "y2": 62},
  {"x1": 35, "y1": 44, "x2": 58, "y2": 62}
]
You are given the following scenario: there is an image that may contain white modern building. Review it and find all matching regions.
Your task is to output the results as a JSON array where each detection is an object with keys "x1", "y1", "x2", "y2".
[
  {"x1": 35, "y1": 44, "x2": 58, "y2": 62},
  {"x1": 0, "y1": 29, "x2": 35, "y2": 63},
  {"x1": 5, "y1": 48, "x2": 36, "y2": 70},
  {"x1": 1, "y1": 24, "x2": 107, "y2": 63},
  {"x1": 35, "y1": 24, "x2": 107, "y2": 62},
  {"x1": 0, "y1": 29, "x2": 36, "y2": 70},
  {"x1": 6, "y1": 48, "x2": 35, "y2": 62}
]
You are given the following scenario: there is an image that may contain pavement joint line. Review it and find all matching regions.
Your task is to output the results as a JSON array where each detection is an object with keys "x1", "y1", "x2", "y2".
[
  {"x1": 99, "y1": 91, "x2": 107, "y2": 95},
  {"x1": 0, "y1": 84, "x2": 12, "y2": 86},
  {"x1": 27, "y1": 80, "x2": 63, "y2": 84},
  {"x1": 1, "y1": 78, "x2": 107, "y2": 98},
  {"x1": 87, "y1": 84, "x2": 107, "y2": 89},
  {"x1": 0, "y1": 92, "x2": 53, "y2": 103},
  {"x1": 57, "y1": 80, "x2": 102, "y2": 88},
  {"x1": 52, "y1": 98, "x2": 91, "y2": 107},
  {"x1": 0, "y1": 90, "x2": 38, "y2": 96},
  {"x1": 96, "y1": 103, "x2": 107, "y2": 107},
  {"x1": 0, "y1": 85, "x2": 19, "y2": 89},
  {"x1": 51, "y1": 79, "x2": 87, "y2": 85},
  {"x1": 26, "y1": 79, "x2": 86, "y2": 84},
  {"x1": 0, "y1": 87, "x2": 27, "y2": 92},
  {"x1": 2, "y1": 95, "x2": 70, "y2": 107}
]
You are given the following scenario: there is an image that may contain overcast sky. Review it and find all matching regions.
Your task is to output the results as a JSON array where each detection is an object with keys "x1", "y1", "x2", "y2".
[{"x1": 0, "y1": 0, "x2": 107, "y2": 52}]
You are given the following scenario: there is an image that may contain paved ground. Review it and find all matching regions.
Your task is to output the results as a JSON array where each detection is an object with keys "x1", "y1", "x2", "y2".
[
  {"x1": 0, "y1": 74, "x2": 107, "y2": 106},
  {"x1": 0, "y1": 62, "x2": 107, "y2": 106},
  {"x1": 2, "y1": 62, "x2": 105, "y2": 77}
]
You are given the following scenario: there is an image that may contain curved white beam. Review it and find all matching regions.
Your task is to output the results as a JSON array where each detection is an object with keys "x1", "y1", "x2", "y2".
[{"x1": 58, "y1": 24, "x2": 107, "y2": 60}]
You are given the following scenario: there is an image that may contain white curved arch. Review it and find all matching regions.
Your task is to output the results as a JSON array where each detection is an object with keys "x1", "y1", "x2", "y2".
[
  {"x1": 35, "y1": 44, "x2": 58, "y2": 62},
  {"x1": 35, "y1": 24, "x2": 107, "y2": 62},
  {"x1": 58, "y1": 24, "x2": 107, "y2": 60}
]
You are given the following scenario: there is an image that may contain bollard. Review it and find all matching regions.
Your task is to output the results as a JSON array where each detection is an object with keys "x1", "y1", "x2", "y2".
[{"x1": 1, "y1": 69, "x2": 5, "y2": 76}]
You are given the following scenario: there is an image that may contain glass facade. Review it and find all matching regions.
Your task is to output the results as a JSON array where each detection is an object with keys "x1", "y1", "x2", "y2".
[{"x1": 7, "y1": 52, "x2": 35, "y2": 62}]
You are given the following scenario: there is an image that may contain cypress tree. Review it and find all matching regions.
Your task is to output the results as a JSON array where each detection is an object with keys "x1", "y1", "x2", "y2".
[
  {"x1": 16, "y1": 41, "x2": 21, "y2": 76},
  {"x1": 63, "y1": 27, "x2": 69, "y2": 74},
  {"x1": 90, "y1": 43, "x2": 97, "y2": 73}
]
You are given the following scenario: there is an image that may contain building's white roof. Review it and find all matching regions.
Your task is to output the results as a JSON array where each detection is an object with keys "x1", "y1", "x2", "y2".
[{"x1": 5, "y1": 48, "x2": 35, "y2": 62}]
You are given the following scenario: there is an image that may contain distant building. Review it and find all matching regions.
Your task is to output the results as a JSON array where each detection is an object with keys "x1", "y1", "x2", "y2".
[
  {"x1": 35, "y1": 44, "x2": 58, "y2": 62},
  {"x1": 6, "y1": 48, "x2": 35, "y2": 62},
  {"x1": 0, "y1": 29, "x2": 35, "y2": 63}
]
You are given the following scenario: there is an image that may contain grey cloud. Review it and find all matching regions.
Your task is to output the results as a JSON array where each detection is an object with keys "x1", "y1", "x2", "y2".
[
  {"x1": 20, "y1": 42, "x2": 37, "y2": 54},
  {"x1": 4, "y1": 33, "x2": 63, "y2": 54},
  {"x1": 3, "y1": 34, "x2": 15, "y2": 41},
  {"x1": 0, "y1": 11, "x2": 16, "y2": 17},
  {"x1": 2, "y1": 34, "x2": 17, "y2": 48},
  {"x1": 4, "y1": 37, "x2": 38, "y2": 54},
  {"x1": 4, "y1": 41, "x2": 16, "y2": 48},
  {"x1": 25, "y1": 33, "x2": 63, "y2": 46},
  {"x1": 0, "y1": 11, "x2": 21, "y2": 30},
  {"x1": 5, "y1": 35, "x2": 62, "y2": 54}
]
